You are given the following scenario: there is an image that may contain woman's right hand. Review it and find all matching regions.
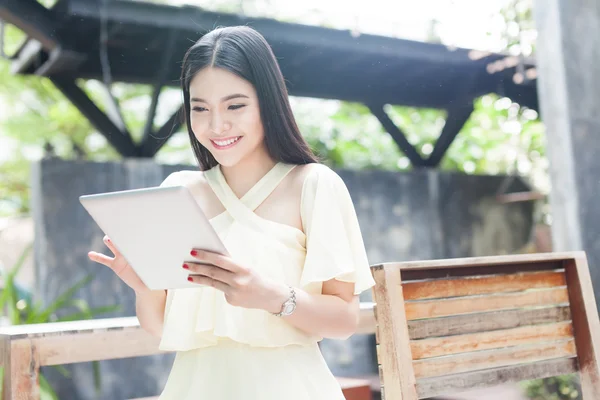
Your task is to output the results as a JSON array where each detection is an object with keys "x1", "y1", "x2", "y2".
[{"x1": 88, "y1": 235, "x2": 149, "y2": 295}]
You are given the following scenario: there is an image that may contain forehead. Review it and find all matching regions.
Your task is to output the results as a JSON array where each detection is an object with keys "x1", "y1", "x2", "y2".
[{"x1": 189, "y1": 67, "x2": 255, "y2": 99}]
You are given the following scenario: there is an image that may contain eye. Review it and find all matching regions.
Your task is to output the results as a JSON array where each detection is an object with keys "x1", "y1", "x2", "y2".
[
  {"x1": 192, "y1": 106, "x2": 207, "y2": 112},
  {"x1": 228, "y1": 104, "x2": 246, "y2": 111}
]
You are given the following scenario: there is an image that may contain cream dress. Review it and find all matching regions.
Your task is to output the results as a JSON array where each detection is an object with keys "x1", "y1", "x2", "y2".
[{"x1": 157, "y1": 162, "x2": 375, "y2": 400}]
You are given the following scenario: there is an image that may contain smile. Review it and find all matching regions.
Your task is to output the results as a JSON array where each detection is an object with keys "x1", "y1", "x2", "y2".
[{"x1": 210, "y1": 136, "x2": 242, "y2": 149}]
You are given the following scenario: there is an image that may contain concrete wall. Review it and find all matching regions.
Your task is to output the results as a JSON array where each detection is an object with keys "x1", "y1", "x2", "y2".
[
  {"x1": 534, "y1": 0, "x2": 600, "y2": 312},
  {"x1": 30, "y1": 158, "x2": 534, "y2": 399}
]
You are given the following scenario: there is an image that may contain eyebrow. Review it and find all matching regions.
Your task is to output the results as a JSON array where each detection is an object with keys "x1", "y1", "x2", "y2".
[{"x1": 190, "y1": 94, "x2": 249, "y2": 103}]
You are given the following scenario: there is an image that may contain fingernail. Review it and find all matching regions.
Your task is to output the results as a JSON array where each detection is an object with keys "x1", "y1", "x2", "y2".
[
  {"x1": 182, "y1": 264, "x2": 189, "y2": 269},
  {"x1": 187, "y1": 276, "x2": 193, "y2": 282},
  {"x1": 190, "y1": 250, "x2": 197, "y2": 256}
]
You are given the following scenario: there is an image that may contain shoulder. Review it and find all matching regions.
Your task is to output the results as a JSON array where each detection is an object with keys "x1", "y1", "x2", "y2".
[
  {"x1": 289, "y1": 163, "x2": 350, "y2": 209},
  {"x1": 292, "y1": 162, "x2": 345, "y2": 190}
]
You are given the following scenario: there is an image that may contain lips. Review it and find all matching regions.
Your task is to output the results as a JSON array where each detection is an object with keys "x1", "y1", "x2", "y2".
[{"x1": 210, "y1": 136, "x2": 242, "y2": 150}]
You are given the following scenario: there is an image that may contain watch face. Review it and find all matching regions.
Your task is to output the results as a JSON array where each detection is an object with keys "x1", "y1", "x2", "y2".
[{"x1": 283, "y1": 303, "x2": 296, "y2": 315}]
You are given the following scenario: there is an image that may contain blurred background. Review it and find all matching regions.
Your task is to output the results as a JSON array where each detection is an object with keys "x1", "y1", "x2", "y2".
[{"x1": 0, "y1": 0, "x2": 594, "y2": 399}]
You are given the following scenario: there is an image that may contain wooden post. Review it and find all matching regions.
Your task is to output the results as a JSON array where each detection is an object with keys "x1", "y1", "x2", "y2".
[
  {"x1": 372, "y1": 265, "x2": 417, "y2": 400},
  {"x1": 565, "y1": 255, "x2": 600, "y2": 398},
  {"x1": 0, "y1": 335, "x2": 11, "y2": 400},
  {"x1": 0, "y1": 335, "x2": 40, "y2": 400}
]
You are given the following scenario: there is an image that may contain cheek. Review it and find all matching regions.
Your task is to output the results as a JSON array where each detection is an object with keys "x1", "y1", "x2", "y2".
[
  {"x1": 239, "y1": 109, "x2": 264, "y2": 140},
  {"x1": 190, "y1": 114, "x2": 209, "y2": 139}
]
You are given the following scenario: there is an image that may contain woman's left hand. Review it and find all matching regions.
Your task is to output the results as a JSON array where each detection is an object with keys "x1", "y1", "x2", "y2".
[{"x1": 185, "y1": 248, "x2": 288, "y2": 313}]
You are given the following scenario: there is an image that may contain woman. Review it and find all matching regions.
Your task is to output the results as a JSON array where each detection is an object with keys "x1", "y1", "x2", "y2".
[{"x1": 88, "y1": 25, "x2": 375, "y2": 400}]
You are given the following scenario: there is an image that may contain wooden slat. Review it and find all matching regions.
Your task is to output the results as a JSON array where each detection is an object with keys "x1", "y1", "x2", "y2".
[
  {"x1": 416, "y1": 357, "x2": 578, "y2": 399},
  {"x1": 373, "y1": 251, "x2": 582, "y2": 271},
  {"x1": 410, "y1": 321, "x2": 573, "y2": 360},
  {"x1": 0, "y1": 316, "x2": 140, "y2": 338},
  {"x1": 565, "y1": 257, "x2": 600, "y2": 398},
  {"x1": 12, "y1": 328, "x2": 163, "y2": 367},
  {"x1": 408, "y1": 306, "x2": 571, "y2": 339},
  {"x1": 400, "y1": 261, "x2": 562, "y2": 282},
  {"x1": 372, "y1": 266, "x2": 418, "y2": 400},
  {"x1": 405, "y1": 287, "x2": 569, "y2": 320},
  {"x1": 403, "y1": 270, "x2": 566, "y2": 300},
  {"x1": 413, "y1": 339, "x2": 576, "y2": 379}
]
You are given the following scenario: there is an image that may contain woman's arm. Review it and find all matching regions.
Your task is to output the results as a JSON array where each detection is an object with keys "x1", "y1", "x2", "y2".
[
  {"x1": 135, "y1": 289, "x2": 167, "y2": 338},
  {"x1": 185, "y1": 250, "x2": 360, "y2": 340},
  {"x1": 88, "y1": 235, "x2": 167, "y2": 338},
  {"x1": 266, "y1": 280, "x2": 359, "y2": 340}
]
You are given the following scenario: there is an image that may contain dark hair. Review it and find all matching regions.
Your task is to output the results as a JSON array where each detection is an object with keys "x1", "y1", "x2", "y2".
[{"x1": 180, "y1": 26, "x2": 318, "y2": 171}]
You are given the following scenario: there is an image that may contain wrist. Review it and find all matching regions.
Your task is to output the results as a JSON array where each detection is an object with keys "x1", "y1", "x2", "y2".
[{"x1": 265, "y1": 282, "x2": 293, "y2": 314}]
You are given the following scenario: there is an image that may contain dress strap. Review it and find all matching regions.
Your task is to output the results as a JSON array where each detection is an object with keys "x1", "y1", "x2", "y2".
[
  {"x1": 204, "y1": 162, "x2": 297, "y2": 222},
  {"x1": 242, "y1": 163, "x2": 297, "y2": 211}
]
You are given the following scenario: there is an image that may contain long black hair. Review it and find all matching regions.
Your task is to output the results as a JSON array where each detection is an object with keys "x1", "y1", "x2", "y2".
[{"x1": 180, "y1": 26, "x2": 318, "y2": 171}]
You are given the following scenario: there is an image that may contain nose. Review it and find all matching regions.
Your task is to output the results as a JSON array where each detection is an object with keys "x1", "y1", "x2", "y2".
[{"x1": 210, "y1": 112, "x2": 231, "y2": 135}]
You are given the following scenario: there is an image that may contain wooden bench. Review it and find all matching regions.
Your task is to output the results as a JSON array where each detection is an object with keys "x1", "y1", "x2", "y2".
[
  {"x1": 371, "y1": 252, "x2": 600, "y2": 399},
  {"x1": 0, "y1": 303, "x2": 376, "y2": 400}
]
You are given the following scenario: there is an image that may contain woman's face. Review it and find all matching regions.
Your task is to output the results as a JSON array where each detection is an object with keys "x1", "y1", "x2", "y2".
[{"x1": 188, "y1": 67, "x2": 265, "y2": 167}]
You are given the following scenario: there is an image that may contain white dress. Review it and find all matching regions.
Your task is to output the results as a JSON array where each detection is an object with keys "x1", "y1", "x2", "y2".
[{"x1": 157, "y1": 162, "x2": 375, "y2": 400}]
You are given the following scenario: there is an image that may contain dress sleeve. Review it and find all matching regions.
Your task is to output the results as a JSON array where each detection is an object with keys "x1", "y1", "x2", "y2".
[{"x1": 299, "y1": 165, "x2": 375, "y2": 295}]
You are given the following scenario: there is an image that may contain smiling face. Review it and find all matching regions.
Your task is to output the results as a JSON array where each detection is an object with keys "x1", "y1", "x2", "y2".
[{"x1": 188, "y1": 67, "x2": 267, "y2": 168}]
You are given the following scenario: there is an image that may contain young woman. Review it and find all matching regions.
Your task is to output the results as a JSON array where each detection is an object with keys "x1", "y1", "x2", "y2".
[{"x1": 88, "y1": 25, "x2": 375, "y2": 400}]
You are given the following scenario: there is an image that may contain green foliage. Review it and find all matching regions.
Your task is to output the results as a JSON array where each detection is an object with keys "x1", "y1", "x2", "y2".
[
  {"x1": 521, "y1": 374, "x2": 581, "y2": 400},
  {"x1": 299, "y1": 95, "x2": 547, "y2": 196},
  {"x1": 0, "y1": 244, "x2": 121, "y2": 399}
]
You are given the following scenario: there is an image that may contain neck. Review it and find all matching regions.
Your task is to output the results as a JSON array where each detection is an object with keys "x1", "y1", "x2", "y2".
[{"x1": 220, "y1": 149, "x2": 277, "y2": 199}]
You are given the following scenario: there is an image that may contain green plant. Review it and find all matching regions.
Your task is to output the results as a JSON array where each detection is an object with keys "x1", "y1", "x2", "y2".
[
  {"x1": 0, "y1": 243, "x2": 121, "y2": 399},
  {"x1": 521, "y1": 374, "x2": 581, "y2": 400}
]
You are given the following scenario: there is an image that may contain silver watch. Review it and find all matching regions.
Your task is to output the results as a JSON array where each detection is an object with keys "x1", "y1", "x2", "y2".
[{"x1": 272, "y1": 286, "x2": 296, "y2": 317}]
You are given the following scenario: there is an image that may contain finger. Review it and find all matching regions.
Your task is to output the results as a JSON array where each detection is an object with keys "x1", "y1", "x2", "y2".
[
  {"x1": 88, "y1": 251, "x2": 114, "y2": 268},
  {"x1": 184, "y1": 262, "x2": 234, "y2": 284},
  {"x1": 103, "y1": 236, "x2": 121, "y2": 257},
  {"x1": 190, "y1": 249, "x2": 240, "y2": 273},
  {"x1": 188, "y1": 275, "x2": 230, "y2": 293}
]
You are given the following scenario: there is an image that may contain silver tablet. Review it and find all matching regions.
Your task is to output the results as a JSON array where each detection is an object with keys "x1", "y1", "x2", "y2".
[{"x1": 80, "y1": 185, "x2": 228, "y2": 291}]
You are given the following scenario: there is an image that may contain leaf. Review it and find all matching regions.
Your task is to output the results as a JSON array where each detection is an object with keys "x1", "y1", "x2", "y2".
[
  {"x1": 35, "y1": 274, "x2": 94, "y2": 322},
  {"x1": 58, "y1": 302, "x2": 121, "y2": 322},
  {"x1": 51, "y1": 364, "x2": 71, "y2": 378},
  {"x1": 0, "y1": 243, "x2": 32, "y2": 324},
  {"x1": 39, "y1": 373, "x2": 59, "y2": 400}
]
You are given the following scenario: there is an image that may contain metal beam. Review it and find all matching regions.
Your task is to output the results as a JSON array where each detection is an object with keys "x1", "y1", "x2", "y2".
[
  {"x1": 51, "y1": 77, "x2": 139, "y2": 157},
  {"x1": 426, "y1": 102, "x2": 474, "y2": 167},
  {"x1": 367, "y1": 103, "x2": 427, "y2": 167},
  {"x1": 0, "y1": 0, "x2": 63, "y2": 51},
  {"x1": 139, "y1": 105, "x2": 184, "y2": 158},
  {"x1": 141, "y1": 28, "x2": 178, "y2": 145}
]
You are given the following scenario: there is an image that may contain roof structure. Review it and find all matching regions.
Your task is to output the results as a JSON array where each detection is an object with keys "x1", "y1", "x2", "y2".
[{"x1": 0, "y1": 0, "x2": 539, "y2": 166}]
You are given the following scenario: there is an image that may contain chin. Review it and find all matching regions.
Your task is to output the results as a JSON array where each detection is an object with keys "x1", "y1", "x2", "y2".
[{"x1": 212, "y1": 153, "x2": 246, "y2": 168}]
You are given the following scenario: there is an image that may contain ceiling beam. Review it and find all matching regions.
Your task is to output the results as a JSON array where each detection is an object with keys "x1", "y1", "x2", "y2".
[
  {"x1": 51, "y1": 77, "x2": 139, "y2": 158},
  {"x1": 0, "y1": 0, "x2": 64, "y2": 51},
  {"x1": 367, "y1": 103, "x2": 427, "y2": 167},
  {"x1": 139, "y1": 105, "x2": 184, "y2": 158},
  {"x1": 426, "y1": 102, "x2": 474, "y2": 167}
]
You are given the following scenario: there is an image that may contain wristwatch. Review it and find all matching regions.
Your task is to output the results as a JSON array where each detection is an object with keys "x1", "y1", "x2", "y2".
[{"x1": 272, "y1": 286, "x2": 296, "y2": 317}]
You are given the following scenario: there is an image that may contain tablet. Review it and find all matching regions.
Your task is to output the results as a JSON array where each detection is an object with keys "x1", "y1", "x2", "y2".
[{"x1": 79, "y1": 185, "x2": 228, "y2": 291}]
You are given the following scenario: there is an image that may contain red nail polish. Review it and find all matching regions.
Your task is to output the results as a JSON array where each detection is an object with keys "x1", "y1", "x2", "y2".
[
  {"x1": 190, "y1": 250, "x2": 197, "y2": 256},
  {"x1": 187, "y1": 276, "x2": 193, "y2": 282},
  {"x1": 182, "y1": 264, "x2": 189, "y2": 269}
]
